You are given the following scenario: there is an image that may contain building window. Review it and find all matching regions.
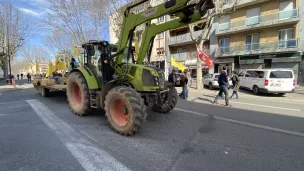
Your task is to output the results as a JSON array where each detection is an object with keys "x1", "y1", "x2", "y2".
[
  {"x1": 245, "y1": 33, "x2": 260, "y2": 51},
  {"x1": 279, "y1": 0, "x2": 296, "y2": 19},
  {"x1": 246, "y1": 7, "x2": 260, "y2": 26},
  {"x1": 176, "y1": 30, "x2": 188, "y2": 36},
  {"x1": 157, "y1": 32, "x2": 164, "y2": 39},
  {"x1": 219, "y1": 15, "x2": 230, "y2": 31},
  {"x1": 157, "y1": 47, "x2": 164, "y2": 55},
  {"x1": 278, "y1": 28, "x2": 296, "y2": 48},
  {"x1": 158, "y1": 16, "x2": 164, "y2": 23},
  {"x1": 218, "y1": 38, "x2": 230, "y2": 54}
]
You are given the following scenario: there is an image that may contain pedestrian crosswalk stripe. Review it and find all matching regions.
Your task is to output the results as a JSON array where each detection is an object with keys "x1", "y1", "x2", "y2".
[{"x1": 27, "y1": 99, "x2": 131, "y2": 171}]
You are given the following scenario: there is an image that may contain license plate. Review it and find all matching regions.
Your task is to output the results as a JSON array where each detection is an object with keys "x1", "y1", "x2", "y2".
[{"x1": 271, "y1": 84, "x2": 281, "y2": 87}]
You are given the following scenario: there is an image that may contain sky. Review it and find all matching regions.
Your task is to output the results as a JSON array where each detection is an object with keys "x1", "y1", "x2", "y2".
[
  {"x1": 10, "y1": 0, "x2": 49, "y2": 46},
  {"x1": 8, "y1": 0, "x2": 110, "y2": 47}
]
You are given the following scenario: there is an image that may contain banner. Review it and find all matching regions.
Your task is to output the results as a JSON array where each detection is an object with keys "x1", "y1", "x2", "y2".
[
  {"x1": 195, "y1": 44, "x2": 213, "y2": 68},
  {"x1": 35, "y1": 59, "x2": 39, "y2": 74},
  {"x1": 134, "y1": 37, "x2": 139, "y2": 61},
  {"x1": 171, "y1": 57, "x2": 187, "y2": 72},
  {"x1": 46, "y1": 61, "x2": 54, "y2": 78},
  {"x1": 55, "y1": 57, "x2": 66, "y2": 70},
  {"x1": 73, "y1": 46, "x2": 82, "y2": 57}
]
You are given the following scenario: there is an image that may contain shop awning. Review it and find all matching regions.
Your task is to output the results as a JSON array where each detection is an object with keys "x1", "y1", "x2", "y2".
[{"x1": 185, "y1": 59, "x2": 206, "y2": 66}]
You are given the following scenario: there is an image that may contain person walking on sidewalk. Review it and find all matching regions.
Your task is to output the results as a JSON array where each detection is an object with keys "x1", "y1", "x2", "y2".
[
  {"x1": 27, "y1": 73, "x2": 31, "y2": 82},
  {"x1": 168, "y1": 69, "x2": 176, "y2": 86},
  {"x1": 230, "y1": 70, "x2": 240, "y2": 99},
  {"x1": 179, "y1": 72, "x2": 186, "y2": 98},
  {"x1": 185, "y1": 71, "x2": 192, "y2": 98},
  {"x1": 17, "y1": 74, "x2": 20, "y2": 80},
  {"x1": 21, "y1": 73, "x2": 24, "y2": 80},
  {"x1": 213, "y1": 70, "x2": 230, "y2": 106}
]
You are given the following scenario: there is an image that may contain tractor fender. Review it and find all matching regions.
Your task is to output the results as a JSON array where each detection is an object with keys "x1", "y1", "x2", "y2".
[
  {"x1": 70, "y1": 67, "x2": 100, "y2": 90},
  {"x1": 100, "y1": 80, "x2": 133, "y2": 108}
]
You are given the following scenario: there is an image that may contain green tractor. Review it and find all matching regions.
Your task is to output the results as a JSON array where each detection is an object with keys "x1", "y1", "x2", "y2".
[{"x1": 66, "y1": 0, "x2": 214, "y2": 135}]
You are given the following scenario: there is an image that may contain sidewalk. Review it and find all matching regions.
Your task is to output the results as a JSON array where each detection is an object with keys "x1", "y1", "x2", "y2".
[
  {"x1": 0, "y1": 79, "x2": 33, "y2": 93},
  {"x1": 0, "y1": 84, "x2": 22, "y2": 93}
]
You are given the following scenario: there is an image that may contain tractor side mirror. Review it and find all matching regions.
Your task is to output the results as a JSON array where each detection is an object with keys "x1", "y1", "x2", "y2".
[{"x1": 87, "y1": 45, "x2": 95, "y2": 56}]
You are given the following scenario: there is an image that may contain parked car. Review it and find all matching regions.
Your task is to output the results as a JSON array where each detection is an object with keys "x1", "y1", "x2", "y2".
[
  {"x1": 238, "y1": 69, "x2": 295, "y2": 96},
  {"x1": 203, "y1": 73, "x2": 233, "y2": 90}
]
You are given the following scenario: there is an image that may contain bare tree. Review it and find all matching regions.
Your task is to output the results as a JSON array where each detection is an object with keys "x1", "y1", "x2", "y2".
[
  {"x1": 0, "y1": 1, "x2": 30, "y2": 79},
  {"x1": 20, "y1": 45, "x2": 50, "y2": 73},
  {"x1": 42, "y1": 0, "x2": 110, "y2": 45},
  {"x1": 189, "y1": 0, "x2": 238, "y2": 90},
  {"x1": 44, "y1": 30, "x2": 72, "y2": 56},
  {"x1": 11, "y1": 60, "x2": 28, "y2": 75}
]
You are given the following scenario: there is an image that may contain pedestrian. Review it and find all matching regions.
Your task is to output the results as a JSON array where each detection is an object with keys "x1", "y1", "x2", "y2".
[
  {"x1": 179, "y1": 72, "x2": 186, "y2": 98},
  {"x1": 185, "y1": 71, "x2": 192, "y2": 98},
  {"x1": 213, "y1": 70, "x2": 230, "y2": 106},
  {"x1": 230, "y1": 70, "x2": 240, "y2": 99},
  {"x1": 17, "y1": 73, "x2": 20, "y2": 80},
  {"x1": 21, "y1": 73, "x2": 23, "y2": 80},
  {"x1": 168, "y1": 69, "x2": 176, "y2": 86},
  {"x1": 27, "y1": 73, "x2": 31, "y2": 82}
]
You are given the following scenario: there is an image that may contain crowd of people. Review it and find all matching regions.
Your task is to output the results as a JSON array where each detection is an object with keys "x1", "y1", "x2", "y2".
[{"x1": 168, "y1": 69, "x2": 241, "y2": 107}]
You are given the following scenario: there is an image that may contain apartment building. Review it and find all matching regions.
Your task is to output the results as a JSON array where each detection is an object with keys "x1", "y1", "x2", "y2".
[
  {"x1": 109, "y1": 0, "x2": 167, "y2": 68},
  {"x1": 167, "y1": 20, "x2": 210, "y2": 76},
  {"x1": 214, "y1": 0, "x2": 304, "y2": 84}
]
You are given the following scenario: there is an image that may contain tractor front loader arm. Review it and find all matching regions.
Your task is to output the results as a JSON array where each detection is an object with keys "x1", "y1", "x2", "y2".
[
  {"x1": 115, "y1": 0, "x2": 214, "y2": 69},
  {"x1": 138, "y1": 10, "x2": 202, "y2": 64}
]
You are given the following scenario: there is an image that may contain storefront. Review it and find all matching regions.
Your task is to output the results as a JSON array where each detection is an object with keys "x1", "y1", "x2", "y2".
[
  {"x1": 239, "y1": 52, "x2": 303, "y2": 84},
  {"x1": 185, "y1": 59, "x2": 209, "y2": 78},
  {"x1": 214, "y1": 57, "x2": 234, "y2": 75}
]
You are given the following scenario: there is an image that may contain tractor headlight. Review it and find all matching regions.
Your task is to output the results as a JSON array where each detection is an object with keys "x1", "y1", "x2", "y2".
[{"x1": 151, "y1": 70, "x2": 156, "y2": 75}]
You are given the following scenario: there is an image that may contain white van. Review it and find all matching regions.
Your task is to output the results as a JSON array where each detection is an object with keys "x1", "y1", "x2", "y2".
[{"x1": 238, "y1": 69, "x2": 295, "y2": 96}]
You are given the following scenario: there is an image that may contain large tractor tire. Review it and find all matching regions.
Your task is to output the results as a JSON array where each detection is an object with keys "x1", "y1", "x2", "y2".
[
  {"x1": 66, "y1": 72, "x2": 91, "y2": 116},
  {"x1": 152, "y1": 86, "x2": 177, "y2": 113},
  {"x1": 104, "y1": 86, "x2": 147, "y2": 136}
]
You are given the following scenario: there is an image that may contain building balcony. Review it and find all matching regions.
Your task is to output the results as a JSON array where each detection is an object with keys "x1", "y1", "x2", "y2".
[
  {"x1": 171, "y1": 49, "x2": 210, "y2": 62},
  {"x1": 215, "y1": 39, "x2": 299, "y2": 57},
  {"x1": 168, "y1": 30, "x2": 206, "y2": 46},
  {"x1": 217, "y1": 8, "x2": 300, "y2": 36},
  {"x1": 222, "y1": 0, "x2": 270, "y2": 11}
]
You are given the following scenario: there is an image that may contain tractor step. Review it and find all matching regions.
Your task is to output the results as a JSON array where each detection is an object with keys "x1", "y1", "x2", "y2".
[{"x1": 90, "y1": 94, "x2": 99, "y2": 108}]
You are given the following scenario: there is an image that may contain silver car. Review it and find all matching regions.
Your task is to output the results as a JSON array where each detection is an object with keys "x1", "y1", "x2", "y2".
[{"x1": 203, "y1": 73, "x2": 233, "y2": 90}]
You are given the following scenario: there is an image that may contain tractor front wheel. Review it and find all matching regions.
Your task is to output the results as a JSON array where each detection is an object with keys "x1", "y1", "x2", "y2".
[
  {"x1": 66, "y1": 72, "x2": 91, "y2": 116},
  {"x1": 152, "y1": 86, "x2": 178, "y2": 113},
  {"x1": 104, "y1": 86, "x2": 147, "y2": 136}
]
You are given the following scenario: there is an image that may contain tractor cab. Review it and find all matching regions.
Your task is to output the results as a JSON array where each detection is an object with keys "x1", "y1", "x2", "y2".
[{"x1": 81, "y1": 40, "x2": 118, "y2": 85}]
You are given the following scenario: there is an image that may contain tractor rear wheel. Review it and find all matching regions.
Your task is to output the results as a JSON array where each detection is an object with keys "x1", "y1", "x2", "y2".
[
  {"x1": 66, "y1": 72, "x2": 91, "y2": 116},
  {"x1": 152, "y1": 86, "x2": 177, "y2": 113},
  {"x1": 104, "y1": 86, "x2": 147, "y2": 136}
]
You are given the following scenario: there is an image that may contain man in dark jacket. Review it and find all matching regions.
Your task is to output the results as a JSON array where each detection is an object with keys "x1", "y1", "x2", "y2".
[
  {"x1": 230, "y1": 70, "x2": 240, "y2": 99},
  {"x1": 168, "y1": 69, "x2": 176, "y2": 85},
  {"x1": 213, "y1": 70, "x2": 230, "y2": 106}
]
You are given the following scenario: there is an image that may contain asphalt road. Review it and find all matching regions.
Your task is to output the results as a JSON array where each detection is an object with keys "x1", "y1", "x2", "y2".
[{"x1": 0, "y1": 85, "x2": 304, "y2": 171}]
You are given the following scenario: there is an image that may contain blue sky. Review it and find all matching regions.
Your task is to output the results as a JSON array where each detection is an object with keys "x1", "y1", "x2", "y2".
[
  {"x1": 10, "y1": 0, "x2": 49, "y2": 45},
  {"x1": 9, "y1": 0, "x2": 110, "y2": 46}
]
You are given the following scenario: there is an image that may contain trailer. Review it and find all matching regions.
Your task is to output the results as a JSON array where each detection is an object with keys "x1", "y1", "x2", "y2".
[{"x1": 33, "y1": 77, "x2": 67, "y2": 97}]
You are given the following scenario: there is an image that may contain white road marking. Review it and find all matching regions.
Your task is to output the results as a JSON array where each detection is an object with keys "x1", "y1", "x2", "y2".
[
  {"x1": 27, "y1": 99, "x2": 131, "y2": 171},
  {"x1": 174, "y1": 108, "x2": 304, "y2": 138},
  {"x1": 230, "y1": 101, "x2": 301, "y2": 112}
]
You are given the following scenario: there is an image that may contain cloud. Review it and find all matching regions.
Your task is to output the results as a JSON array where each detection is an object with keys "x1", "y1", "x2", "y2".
[{"x1": 19, "y1": 8, "x2": 41, "y2": 17}]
